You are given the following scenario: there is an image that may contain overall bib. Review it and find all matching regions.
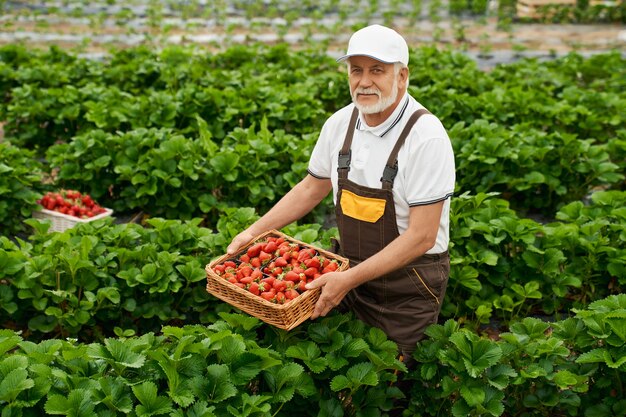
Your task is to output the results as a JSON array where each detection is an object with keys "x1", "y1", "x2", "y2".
[{"x1": 335, "y1": 108, "x2": 450, "y2": 355}]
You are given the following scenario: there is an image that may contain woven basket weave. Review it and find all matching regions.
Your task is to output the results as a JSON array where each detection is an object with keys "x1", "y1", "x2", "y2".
[
  {"x1": 206, "y1": 230, "x2": 349, "y2": 330},
  {"x1": 32, "y1": 208, "x2": 114, "y2": 232}
]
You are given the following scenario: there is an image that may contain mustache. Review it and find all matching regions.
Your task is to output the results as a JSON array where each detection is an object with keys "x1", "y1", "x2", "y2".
[{"x1": 354, "y1": 88, "x2": 382, "y2": 97}]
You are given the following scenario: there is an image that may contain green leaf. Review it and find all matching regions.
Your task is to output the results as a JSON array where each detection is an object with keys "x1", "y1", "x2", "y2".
[
  {"x1": 285, "y1": 341, "x2": 328, "y2": 374},
  {"x1": 330, "y1": 375, "x2": 350, "y2": 392},
  {"x1": 210, "y1": 152, "x2": 239, "y2": 179},
  {"x1": 606, "y1": 310, "x2": 626, "y2": 342},
  {"x1": 460, "y1": 383, "x2": 485, "y2": 407},
  {"x1": 225, "y1": 393, "x2": 272, "y2": 417},
  {"x1": 204, "y1": 364, "x2": 237, "y2": 403},
  {"x1": 229, "y1": 353, "x2": 266, "y2": 386},
  {"x1": 88, "y1": 338, "x2": 146, "y2": 370},
  {"x1": 263, "y1": 363, "x2": 304, "y2": 403},
  {"x1": 454, "y1": 265, "x2": 482, "y2": 292},
  {"x1": 520, "y1": 363, "x2": 548, "y2": 378},
  {"x1": 216, "y1": 336, "x2": 246, "y2": 364},
  {"x1": 132, "y1": 381, "x2": 173, "y2": 417},
  {"x1": 553, "y1": 370, "x2": 586, "y2": 390},
  {"x1": 0, "y1": 368, "x2": 34, "y2": 403},
  {"x1": 0, "y1": 331, "x2": 22, "y2": 357},
  {"x1": 176, "y1": 261, "x2": 206, "y2": 283},
  {"x1": 170, "y1": 400, "x2": 216, "y2": 417},
  {"x1": 44, "y1": 389, "x2": 95, "y2": 417},
  {"x1": 330, "y1": 362, "x2": 378, "y2": 392},
  {"x1": 450, "y1": 332, "x2": 502, "y2": 378},
  {"x1": 485, "y1": 364, "x2": 517, "y2": 390}
]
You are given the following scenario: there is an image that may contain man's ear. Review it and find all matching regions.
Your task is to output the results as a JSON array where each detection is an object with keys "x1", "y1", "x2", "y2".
[{"x1": 399, "y1": 66, "x2": 409, "y2": 90}]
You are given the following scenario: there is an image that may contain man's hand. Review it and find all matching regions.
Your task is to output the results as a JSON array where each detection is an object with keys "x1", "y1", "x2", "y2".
[
  {"x1": 227, "y1": 229, "x2": 257, "y2": 255},
  {"x1": 306, "y1": 270, "x2": 353, "y2": 319}
]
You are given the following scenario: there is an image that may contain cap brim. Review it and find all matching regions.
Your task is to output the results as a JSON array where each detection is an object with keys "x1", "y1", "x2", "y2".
[{"x1": 336, "y1": 53, "x2": 396, "y2": 64}]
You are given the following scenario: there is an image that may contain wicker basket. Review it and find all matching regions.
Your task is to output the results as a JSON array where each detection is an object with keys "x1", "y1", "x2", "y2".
[
  {"x1": 206, "y1": 230, "x2": 349, "y2": 331},
  {"x1": 32, "y1": 208, "x2": 114, "y2": 232}
]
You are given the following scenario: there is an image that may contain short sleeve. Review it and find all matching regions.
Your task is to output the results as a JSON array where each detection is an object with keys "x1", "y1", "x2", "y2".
[
  {"x1": 404, "y1": 117, "x2": 455, "y2": 206},
  {"x1": 307, "y1": 118, "x2": 334, "y2": 179}
]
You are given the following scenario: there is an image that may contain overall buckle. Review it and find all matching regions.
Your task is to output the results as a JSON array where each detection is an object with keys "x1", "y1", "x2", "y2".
[
  {"x1": 381, "y1": 163, "x2": 398, "y2": 184},
  {"x1": 338, "y1": 150, "x2": 351, "y2": 171}
]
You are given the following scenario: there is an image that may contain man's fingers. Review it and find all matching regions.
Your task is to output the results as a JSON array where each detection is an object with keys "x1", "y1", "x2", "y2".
[
  {"x1": 305, "y1": 274, "x2": 328, "y2": 290},
  {"x1": 227, "y1": 231, "x2": 255, "y2": 255},
  {"x1": 226, "y1": 242, "x2": 239, "y2": 255}
]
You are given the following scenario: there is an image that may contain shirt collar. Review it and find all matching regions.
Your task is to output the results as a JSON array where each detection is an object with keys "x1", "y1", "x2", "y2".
[{"x1": 355, "y1": 94, "x2": 409, "y2": 138}]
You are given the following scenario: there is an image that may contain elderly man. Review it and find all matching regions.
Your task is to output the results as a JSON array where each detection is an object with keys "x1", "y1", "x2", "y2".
[{"x1": 227, "y1": 24, "x2": 455, "y2": 362}]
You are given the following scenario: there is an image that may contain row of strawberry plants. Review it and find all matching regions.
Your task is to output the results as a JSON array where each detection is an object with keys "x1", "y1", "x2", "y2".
[
  {"x1": 407, "y1": 294, "x2": 626, "y2": 416},
  {"x1": 2, "y1": 45, "x2": 623, "y2": 147},
  {"x1": 2, "y1": 190, "x2": 623, "y2": 343},
  {"x1": 0, "y1": 208, "x2": 339, "y2": 342},
  {"x1": 0, "y1": 44, "x2": 347, "y2": 151},
  {"x1": 1, "y1": 45, "x2": 623, "y2": 218},
  {"x1": 410, "y1": 47, "x2": 626, "y2": 142},
  {"x1": 43, "y1": 120, "x2": 319, "y2": 222},
  {"x1": 0, "y1": 315, "x2": 405, "y2": 417},
  {"x1": 1, "y1": 294, "x2": 624, "y2": 416},
  {"x1": 5, "y1": 115, "x2": 622, "y2": 234},
  {"x1": 447, "y1": 190, "x2": 625, "y2": 326},
  {"x1": 1, "y1": 119, "x2": 622, "y2": 238},
  {"x1": 1, "y1": 111, "x2": 622, "y2": 236}
]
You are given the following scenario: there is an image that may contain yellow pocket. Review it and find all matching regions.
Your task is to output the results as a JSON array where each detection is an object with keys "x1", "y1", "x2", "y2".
[{"x1": 340, "y1": 190, "x2": 386, "y2": 223}]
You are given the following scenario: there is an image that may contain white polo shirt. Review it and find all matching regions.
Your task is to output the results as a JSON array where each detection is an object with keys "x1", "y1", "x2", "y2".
[{"x1": 308, "y1": 93, "x2": 455, "y2": 253}]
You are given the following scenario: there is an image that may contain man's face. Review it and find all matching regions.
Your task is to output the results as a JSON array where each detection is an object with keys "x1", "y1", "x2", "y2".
[{"x1": 348, "y1": 55, "x2": 406, "y2": 116}]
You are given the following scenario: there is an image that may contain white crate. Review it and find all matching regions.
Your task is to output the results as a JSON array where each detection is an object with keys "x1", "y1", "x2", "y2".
[{"x1": 32, "y1": 207, "x2": 114, "y2": 232}]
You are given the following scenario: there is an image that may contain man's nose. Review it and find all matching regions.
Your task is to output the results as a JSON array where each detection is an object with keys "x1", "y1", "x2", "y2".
[{"x1": 358, "y1": 72, "x2": 373, "y2": 88}]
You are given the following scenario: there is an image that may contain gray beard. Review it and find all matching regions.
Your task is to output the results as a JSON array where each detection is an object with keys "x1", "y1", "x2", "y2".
[{"x1": 351, "y1": 76, "x2": 399, "y2": 115}]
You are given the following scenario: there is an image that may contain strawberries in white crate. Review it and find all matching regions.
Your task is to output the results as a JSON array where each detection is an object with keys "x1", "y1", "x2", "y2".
[{"x1": 37, "y1": 189, "x2": 107, "y2": 219}]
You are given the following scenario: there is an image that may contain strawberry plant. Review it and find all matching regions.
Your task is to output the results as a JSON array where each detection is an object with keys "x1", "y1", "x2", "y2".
[
  {"x1": 450, "y1": 119, "x2": 624, "y2": 214},
  {"x1": 0, "y1": 143, "x2": 46, "y2": 237},
  {"x1": 45, "y1": 120, "x2": 317, "y2": 223}
]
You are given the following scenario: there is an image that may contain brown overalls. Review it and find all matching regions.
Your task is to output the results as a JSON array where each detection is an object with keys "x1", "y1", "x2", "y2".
[{"x1": 335, "y1": 107, "x2": 450, "y2": 357}]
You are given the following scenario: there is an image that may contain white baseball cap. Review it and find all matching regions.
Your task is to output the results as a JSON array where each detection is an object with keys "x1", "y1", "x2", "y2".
[{"x1": 337, "y1": 24, "x2": 409, "y2": 66}]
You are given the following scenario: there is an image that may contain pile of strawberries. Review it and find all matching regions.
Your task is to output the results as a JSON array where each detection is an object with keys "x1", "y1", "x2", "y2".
[
  {"x1": 212, "y1": 235, "x2": 340, "y2": 304},
  {"x1": 37, "y1": 190, "x2": 108, "y2": 219}
]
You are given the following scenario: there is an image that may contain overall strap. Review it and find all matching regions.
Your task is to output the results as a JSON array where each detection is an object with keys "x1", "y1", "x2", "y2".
[
  {"x1": 381, "y1": 109, "x2": 431, "y2": 190},
  {"x1": 337, "y1": 107, "x2": 360, "y2": 179}
]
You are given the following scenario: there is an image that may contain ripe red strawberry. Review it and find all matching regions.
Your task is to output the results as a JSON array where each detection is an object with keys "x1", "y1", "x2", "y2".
[
  {"x1": 285, "y1": 289, "x2": 299, "y2": 300},
  {"x1": 274, "y1": 257, "x2": 288, "y2": 268},
  {"x1": 275, "y1": 292, "x2": 286, "y2": 304},
  {"x1": 273, "y1": 280, "x2": 287, "y2": 292},
  {"x1": 263, "y1": 241, "x2": 277, "y2": 254},
  {"x1": 284, "y1": 271, "x2": 301, "y2": 282},
  {"x1": 304, "y1": 257, "x2": 321, "y2": 270},
  {"x1": 247, "y1": 243, "x2": 263, "y2": 258},
  {"x1": 240, "y1": 276, "x2": 254, "y2": 285},
  {"x1": 248, "y1": 282, "x2": 261, "y2": 296},
  {"x1": 304, "y1": 267, "x2": 317, "y2": 278},
  {"x1": 261, "y1": 289, "x2": 276, "y2": 301},
  {"x1": 259, "y1": 251, "x2": 272, "y2": 263}
]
